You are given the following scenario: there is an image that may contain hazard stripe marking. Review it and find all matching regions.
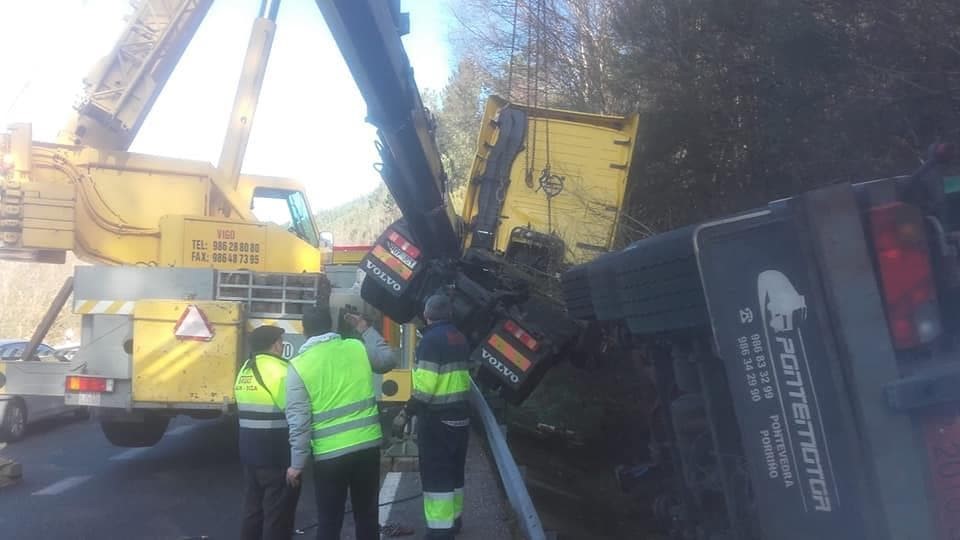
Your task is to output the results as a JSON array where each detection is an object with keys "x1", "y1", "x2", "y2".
[
  {"x1": 487, "y1": 335, "x2": 532, "y2": 372},
  {"x1": 372, "y1": 245, "x2": 413, "y2": 279},
  {"x1": 75, "y1": 300, "x2": 135, "y2": 315}
]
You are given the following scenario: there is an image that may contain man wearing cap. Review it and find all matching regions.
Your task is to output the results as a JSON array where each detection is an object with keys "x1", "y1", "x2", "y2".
[
  {"x1": 283, "y1": 305, "x2": 397, "y2": 540},
  {"x1": 402, "y1": 293, "x2": 472, "y2": 539},
  {"x1": 236, "y1": 325, "x2": 299, "y2": 540}
]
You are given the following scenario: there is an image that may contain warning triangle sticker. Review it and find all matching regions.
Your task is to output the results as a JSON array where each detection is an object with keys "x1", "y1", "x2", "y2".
[{"x1": 174, "y1": 305, "x2": 215, "y2": 342}]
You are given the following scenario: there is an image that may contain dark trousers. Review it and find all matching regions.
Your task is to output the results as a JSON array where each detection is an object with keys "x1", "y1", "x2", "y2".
[
  {"x1": 418, "y1": 413, "x2": 469, "y2": 539},
  {"x1": 241, "y1": 465, "x2": 301, "y2": 540},
  {"x1": 312, "y1": 446, "x2": 381, "y2": 540}
]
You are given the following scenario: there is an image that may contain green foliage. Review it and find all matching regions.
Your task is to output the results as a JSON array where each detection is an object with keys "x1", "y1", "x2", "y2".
[
  {"x1": 434, "y1": 58, "x2": 490, "y2": 188},
  {"x1": 0, "y1": 256, "x2": 81, "y2": 344},
  {"x1": 445, "y1": 0, "x2": 960, "y2": 235},
  {"x1": 313, "y1": 185, "x2": 400, "y2": 246}
]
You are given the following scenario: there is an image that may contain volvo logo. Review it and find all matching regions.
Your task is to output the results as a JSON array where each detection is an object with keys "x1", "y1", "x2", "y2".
[
  {"x1": 481, "y1": 348, "x2": 520, "y2": 384},
  {"x1": 365, "y1": 260, "x2": 402, "y2": 292}
]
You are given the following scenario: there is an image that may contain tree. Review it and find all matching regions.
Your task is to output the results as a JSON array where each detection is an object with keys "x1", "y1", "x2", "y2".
[
  {"x1": 0, "y1": 256, "x2": 81, "y2": 344},
  {"x1": 433, "y1": 57, "x2": 489, "y2": 188}
]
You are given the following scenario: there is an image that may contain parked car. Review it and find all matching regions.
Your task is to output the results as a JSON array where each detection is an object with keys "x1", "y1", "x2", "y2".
[
  {"x1": 54, "y1": 344, "x2": 80, "y2": 362},
  {"x1": 0, "y1": 339, "x2": 88, "y2": 441},
  {"x1": 0, "y1": 340, "x2": 57, "y2": 361}
]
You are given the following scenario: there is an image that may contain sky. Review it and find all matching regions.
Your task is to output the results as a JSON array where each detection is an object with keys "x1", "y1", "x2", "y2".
[{"x1": 0, "y1": 0, "x2": 456, "y2": 211}]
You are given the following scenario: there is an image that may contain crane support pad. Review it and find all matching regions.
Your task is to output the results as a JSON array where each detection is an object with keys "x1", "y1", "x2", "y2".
[{"x1": 694, "y1": 204, "x2": 873, "y2": 539}]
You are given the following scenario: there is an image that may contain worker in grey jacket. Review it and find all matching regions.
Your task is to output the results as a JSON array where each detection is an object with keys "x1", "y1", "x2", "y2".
[{"x1": 283, "y1": 305, "x2": 396, "y2": 539}]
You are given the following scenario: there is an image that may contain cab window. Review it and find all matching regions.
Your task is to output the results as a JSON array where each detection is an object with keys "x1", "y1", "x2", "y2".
[{"x1": 251, "y1": 188, "x2": 320, "y2": 248}]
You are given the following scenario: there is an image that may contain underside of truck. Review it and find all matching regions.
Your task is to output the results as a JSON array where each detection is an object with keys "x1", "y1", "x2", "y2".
[{"x1": 563, "y1": 144, "x2": 960, "y2": 539}]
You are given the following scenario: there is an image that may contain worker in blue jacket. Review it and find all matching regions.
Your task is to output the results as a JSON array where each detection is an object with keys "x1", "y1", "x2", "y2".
[{"x1": 397, "y1": 294, "x2": 472, "y2": 539}]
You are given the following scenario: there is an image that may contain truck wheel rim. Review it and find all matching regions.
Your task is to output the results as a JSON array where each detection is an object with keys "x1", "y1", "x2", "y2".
[{"x1": 9, "y1": 406, "x2": 24, "y2": 437}]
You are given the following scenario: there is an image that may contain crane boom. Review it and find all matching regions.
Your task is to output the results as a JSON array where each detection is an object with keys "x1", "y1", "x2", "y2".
[
  {"x1": 58, "y1": 0, "x2": 214, "y2": 150},
  {"x1": 0, "y1": 0, "x2": 309, "y2": 265},
  {"x1": 315, "y1": 0, "x2": 460, "y2": 260},
  {"x1": 315, "y1": 0, "x2": 642, "y2": 404}
]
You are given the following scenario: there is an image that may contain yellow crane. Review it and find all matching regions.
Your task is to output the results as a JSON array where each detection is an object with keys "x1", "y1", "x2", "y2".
[
  {"x1": 0, "y1": 0, "x2": 316, "y2": 268},
  {"x1": 0, "y1": 0, "x2": 639, "y2": 446},
  {"x1": 0, "y1": 0, "x2": 411, "y2": 447}
]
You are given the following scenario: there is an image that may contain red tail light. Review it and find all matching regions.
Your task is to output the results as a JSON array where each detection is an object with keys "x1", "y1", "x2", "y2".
[
  {"x1": 868, "y1": 202, "x2": 941, "y2": 349},
  {"x1": 66, "y1": 376, "x2": 114, "y2": 393},
  {"x1": 387, "y1": 230, "x2": 421, "y2": 259},
  {"x1": 503, "y1": 320, "x2": 540, "y2": 351}
]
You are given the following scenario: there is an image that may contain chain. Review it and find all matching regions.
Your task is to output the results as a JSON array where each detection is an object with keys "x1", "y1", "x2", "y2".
[{"x1": 506, "y1": 0, "x2": 520, "y2": 100}]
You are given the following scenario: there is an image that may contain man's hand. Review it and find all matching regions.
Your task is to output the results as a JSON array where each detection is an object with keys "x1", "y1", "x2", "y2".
[
  {"x1": 345, "y1": 313, "x2": 370, "y2": 333},
  {"x1": 286, "y1": 467, "x2": 302, "y2": 488}
]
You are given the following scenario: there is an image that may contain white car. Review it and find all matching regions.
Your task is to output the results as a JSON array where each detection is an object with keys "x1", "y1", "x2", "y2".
[{"x1": 0, "y1": 340, "x2": 88, "y2": 442}]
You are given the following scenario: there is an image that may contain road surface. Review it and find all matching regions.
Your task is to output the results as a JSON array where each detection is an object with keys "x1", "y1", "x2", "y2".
[{"x1": 0, "y1": 414, "x2": 513, "y2": 539}]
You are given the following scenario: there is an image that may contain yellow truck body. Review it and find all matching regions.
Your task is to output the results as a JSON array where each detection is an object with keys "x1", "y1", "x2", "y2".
[{"x1": 462, "y1": 96, "x2": 641, "y2": 265}]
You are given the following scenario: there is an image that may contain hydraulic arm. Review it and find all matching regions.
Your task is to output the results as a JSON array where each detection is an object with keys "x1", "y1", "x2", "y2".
[
  {"x1": 315, "y1": 0, "x2": 460, "y2": 260},
  {"x1": 316, "y1": 0, "x2": 640, "y2": 403}
]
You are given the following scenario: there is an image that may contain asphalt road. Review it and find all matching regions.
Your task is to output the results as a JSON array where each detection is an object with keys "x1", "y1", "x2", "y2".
[{"x1": 0, "y1": 413, "x2": 512, "y2": 540}]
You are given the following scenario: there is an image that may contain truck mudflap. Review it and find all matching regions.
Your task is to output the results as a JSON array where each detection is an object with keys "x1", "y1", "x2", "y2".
[{"x1": 694, "y1": 203, "x2": 876, "y2": 539}]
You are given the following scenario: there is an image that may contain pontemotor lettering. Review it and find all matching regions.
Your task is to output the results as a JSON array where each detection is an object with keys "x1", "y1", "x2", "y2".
[{"x1": 774, "y1": 335, "x2": 832, "y2": 512}]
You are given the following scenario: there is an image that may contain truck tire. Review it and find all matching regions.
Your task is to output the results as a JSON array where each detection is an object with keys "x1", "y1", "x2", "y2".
[
  {"x1": 100, "y1": 415, "x2": 170, "y2": 447},
  {"x1": 0, "y1": 399, "x2": 27, "y2": 442},
  {"x1": 562, "y1": 225, "x2": 709, "y2": 336}
]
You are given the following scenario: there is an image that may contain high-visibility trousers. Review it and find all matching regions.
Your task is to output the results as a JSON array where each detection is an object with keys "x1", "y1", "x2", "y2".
[{"x1": 417, "y1": 411, "x2": 469, "y2": 539}]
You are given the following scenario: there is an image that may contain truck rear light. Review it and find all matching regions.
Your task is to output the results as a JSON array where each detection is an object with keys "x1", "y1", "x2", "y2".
[
  {"x1": 387, "y1": 230, "x2": 421, "y2": 259},
  {"x1": 503, "y1": 320, "x2": 540, "y2": 351},
  {"x1": 66, "y1": 375, "x2": 114, "y2": 393},
  {"x1": 868, "y1": 202, "x2": 942, "y2": 349}
]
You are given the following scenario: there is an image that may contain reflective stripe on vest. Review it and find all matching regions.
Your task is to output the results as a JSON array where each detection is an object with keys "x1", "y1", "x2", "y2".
[
  {"x1": 237, "y1": 402, "x2": 288, "y2": 429},
  {"x1": 291, "y1": 336, "x2": 383, "y2": 461},
  {"x1": 413, "y1": 360, "x2": 470, "y2": 405},
  {"x1": 235, "y1": 354, "x2": 288, "y2": 431}
]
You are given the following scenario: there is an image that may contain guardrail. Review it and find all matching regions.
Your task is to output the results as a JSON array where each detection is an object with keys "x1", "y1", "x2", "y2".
[{"x1": 468, "y1": 380, "x2": 546, "y2": 540}]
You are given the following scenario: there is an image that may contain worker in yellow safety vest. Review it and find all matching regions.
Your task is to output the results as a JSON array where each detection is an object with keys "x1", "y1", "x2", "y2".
[
  {"x1": 395, "y1": 293, "x2": 472, "y2": 539},
  {"x1": 284, "y1": 304, "x2": 396, "y2": 540},
  {"x1": 235, "y1": 325, "x2": 300, "y2": 540}
]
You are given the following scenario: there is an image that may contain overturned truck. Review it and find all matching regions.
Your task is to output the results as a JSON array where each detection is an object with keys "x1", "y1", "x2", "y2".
[{"x1": 562, "y1": 144, "x2": 960, "y2": 540}]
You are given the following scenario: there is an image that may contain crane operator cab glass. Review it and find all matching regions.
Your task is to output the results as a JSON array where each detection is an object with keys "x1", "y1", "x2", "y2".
[{"x1": 251, "y1": 187, "x2": 323, "y2": 248}]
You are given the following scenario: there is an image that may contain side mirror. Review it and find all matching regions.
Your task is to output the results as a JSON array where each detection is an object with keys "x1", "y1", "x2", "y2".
[{"x1": 320, "y1": 231, "x2": 334, "y2": 248}]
